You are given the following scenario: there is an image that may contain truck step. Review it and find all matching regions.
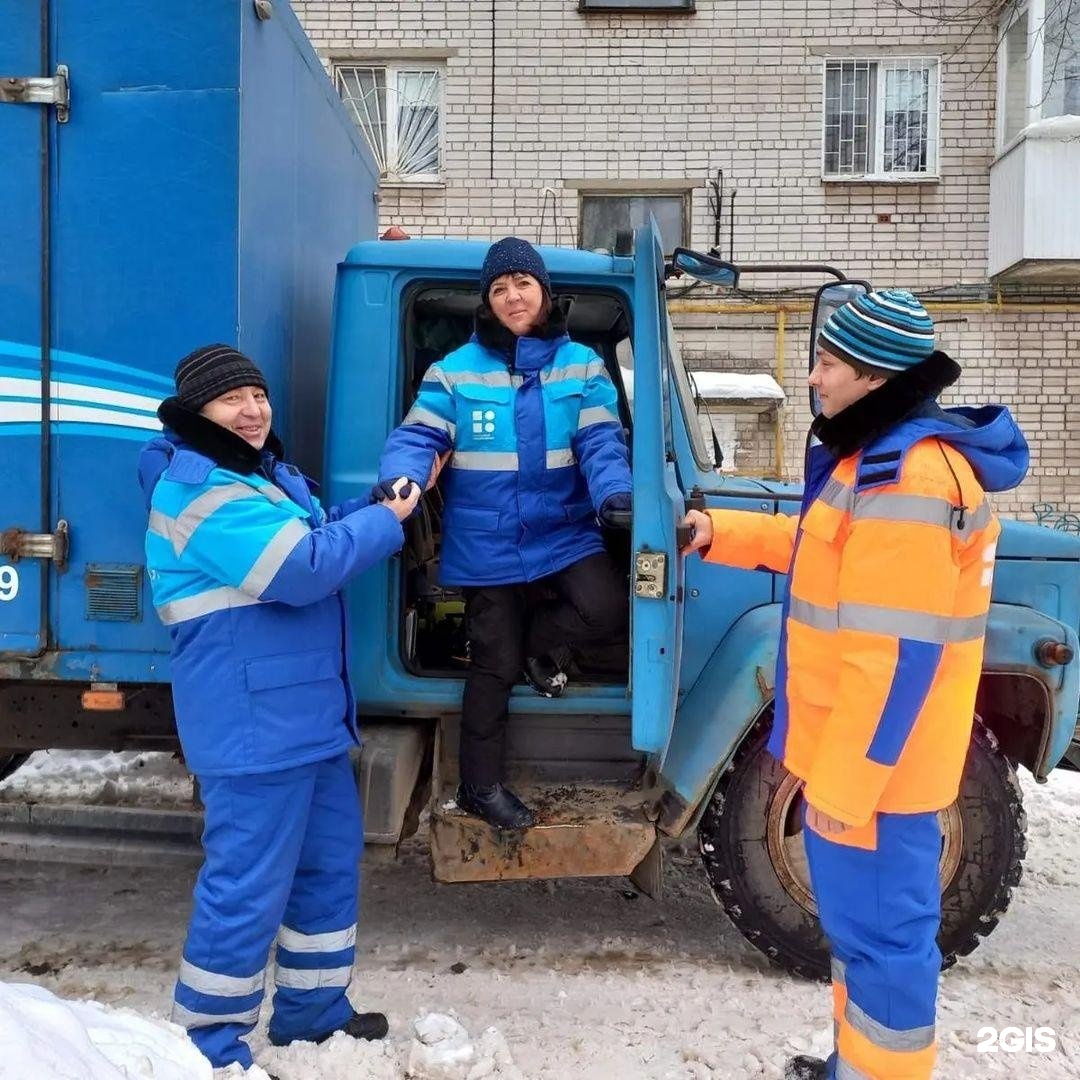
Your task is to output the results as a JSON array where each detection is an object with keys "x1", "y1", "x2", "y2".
[{"x1": 429, "y1": 782, "x2": 657, "y2": 885}]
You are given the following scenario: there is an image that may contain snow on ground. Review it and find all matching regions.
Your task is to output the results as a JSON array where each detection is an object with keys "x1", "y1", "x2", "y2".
[
  {"x1": 0, "y1": 980, "x2": 217, "y2": 1079},
  {"x1": 0, "y1": 750, "x2": 194, "y2": 809},
  {"x1": 0, "y1": 756, "x2": 1078, "y2": 1078}
]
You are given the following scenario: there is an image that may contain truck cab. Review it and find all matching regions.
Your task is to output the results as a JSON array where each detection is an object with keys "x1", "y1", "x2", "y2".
[{"x1": 324, "y1": 228, "x2": 1080, "y2": 977}]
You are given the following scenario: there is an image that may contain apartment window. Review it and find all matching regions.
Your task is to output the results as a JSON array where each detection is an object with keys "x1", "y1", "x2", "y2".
[
  {"x1": 1044, "y1": 0, "x2": 1080, "y2": 117},
  {"x1": 998, "y1": 0, "x2": 1080, "y2": 150},
  {"x1": 822, "y1": 58, "x2": 940, "y2": 180},
  {"x1": 335, "y1": 63, "x2": 442, "y2": 182},
  {"x1": 1000, "y1": 9, "x2": 1030, "y2": 145},
  {"x1": 579, "y1": 193, "x2": 689, "y2": 256}
]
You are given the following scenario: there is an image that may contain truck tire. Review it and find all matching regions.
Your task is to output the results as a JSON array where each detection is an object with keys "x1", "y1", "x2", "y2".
[
  {"x1": 698, "y1": 716, "x2": 1026, "y2": 980},
  {"x1": 0, "y1": 752, "x2": 30, "y2": 783}
]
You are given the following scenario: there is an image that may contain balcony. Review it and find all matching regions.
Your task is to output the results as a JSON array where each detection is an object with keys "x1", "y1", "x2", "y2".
[{"x1": 989, "y1": 117, "x2": 1080, "y2": 282}]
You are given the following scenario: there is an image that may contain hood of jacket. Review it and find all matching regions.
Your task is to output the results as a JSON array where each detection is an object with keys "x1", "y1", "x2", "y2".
[{"x1": 812, "y1": 350, "x2": 1029, "y2": 493}]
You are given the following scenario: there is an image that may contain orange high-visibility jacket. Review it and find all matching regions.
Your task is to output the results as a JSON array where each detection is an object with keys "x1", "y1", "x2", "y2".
[{"x1": 704, "y1": 429, "x2": 1009, "y2": 826}]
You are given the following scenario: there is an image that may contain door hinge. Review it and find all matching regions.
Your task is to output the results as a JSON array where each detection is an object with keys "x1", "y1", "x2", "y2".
[
  {"x1": 0, "y1": 65, "x2": 70, "y2": 123},
  {"x1": 1, "y1": 520, "x2": 69, "y2": 570},
  {"x1": 633, "y1": 550, "x2": 668, "y2": 600}
]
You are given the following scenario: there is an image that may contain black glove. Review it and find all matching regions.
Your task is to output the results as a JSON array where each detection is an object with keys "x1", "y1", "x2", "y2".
[
  {"x1": 598, "y1": 492, "x2": 632, "y2": 528},
  {"x1": 371, "y1": 479, "x2": 416, "y2": 503}
]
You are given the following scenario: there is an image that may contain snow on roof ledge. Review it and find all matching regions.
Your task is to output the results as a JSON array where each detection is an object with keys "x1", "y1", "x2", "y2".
[
  {"x1": 690, "y1": 371, "x2": 786, "y2": 402},
  {"x1": 1022, "y1": 115, "x2": 1080, "y2": 140}
]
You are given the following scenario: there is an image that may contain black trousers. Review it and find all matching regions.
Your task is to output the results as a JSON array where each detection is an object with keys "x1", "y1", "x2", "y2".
[{"x1": 459, "y1": 551, "x2": 629, "y2": 786}]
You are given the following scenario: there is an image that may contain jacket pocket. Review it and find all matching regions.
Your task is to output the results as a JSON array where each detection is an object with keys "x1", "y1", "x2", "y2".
[
  {"x1": 446, "y1": 505, "x2": 502, "y2": 532},
  {"x1": 245, "y1": 649, "x2": 340, "y2": 692},
  {"x1": 455, "y1": 383, "x2": 512, "y2": 405},
  {"x1": 545, "y1": 382, "x2": 583, "y2": 403}
]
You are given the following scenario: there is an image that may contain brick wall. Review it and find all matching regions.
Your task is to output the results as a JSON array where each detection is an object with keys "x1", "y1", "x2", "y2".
[{"x1": 293, "y1": 0, "x2": 1079, "y2": 517}]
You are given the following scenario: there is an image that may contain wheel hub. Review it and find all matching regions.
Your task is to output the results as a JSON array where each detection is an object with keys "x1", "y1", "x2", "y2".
[{"x1": 765, "y1": 774, "x2": 964, "y2": 915}]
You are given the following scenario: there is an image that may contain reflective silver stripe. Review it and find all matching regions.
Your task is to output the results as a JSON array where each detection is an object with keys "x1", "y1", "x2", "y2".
[
  {"x1": 178, "y1": 959, "x2": 265, "y2": 998},
  {"x1": 404, "y1": 404, "x2": 456, "y2": 436},
  {"x1": 546, "y1": 448, "x2": 576, "y2": 469},
  {"x1": 451, "y1": 451, "x2": 518, "y2": 471},
  {"x1": 156, "y1": 586, "x2": 260, "y2": 625},
  {"x1": 147, "y1": 509, "x2": 172, "y2": 541},
  {"x1": 541, "y1": 363, "x2": 592, "y2": 385},
  {"x1": 577, "y1": 406, "x2": 619, "y2": 430},
  {"x1": 835, "y1": 1057, "x2": 873, "y2": 1080},
  {"x1": 170, "y1": 483, "x2": 260, "y2": 555},
  {"x1": 240, "y1": 517, "x2": 309, "y2": 598},
  {"x1": 966, "y1": 500, "x2": 994, "y2": 531},
  {"x1": 171, "y1": 1001, "x2": 261, "y2": 1030},
  {"x1": 853, "y1": 491, "x2": 953, "y2": 528},
  {"x1": 443, "y1": 369, "x2": 512, "y2": 389},
  {"x1": 831, "y1": 957, "x2": 847, "y2": 985},
  {"x1": 260, "y1": 484, "x2": 291, "y2": 505},
  {"x1": 278, "y1": 923, "x2": 357, "y2": 954},
  {"x1": 846, "y1": 999, "x2": 935, "y2": 1052},
  {"x1": 838, "y1": 602, "x2": 988, "y2": 643},
  {"x1": 274, "y1": 965, "x2": 353, "y2": 990},
  {"x1": 788, "y1": 596, "x2": 838, "y2": 632},
  {"x1": 818, "y1": 477, "x2": 853, "y2": 513}
]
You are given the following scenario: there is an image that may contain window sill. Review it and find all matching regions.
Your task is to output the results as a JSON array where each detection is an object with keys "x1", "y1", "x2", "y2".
[
  {"x1": 379, "y1": 180, "x2": 446, "y2": 191},
  {"x1": 821, "y1": 174, "x2": 941, "y2": 185}
]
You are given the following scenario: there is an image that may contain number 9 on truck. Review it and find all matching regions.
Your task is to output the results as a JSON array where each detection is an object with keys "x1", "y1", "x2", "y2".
[{"x1": 0, "y1": 564, "x2": 20, "y2": 602}]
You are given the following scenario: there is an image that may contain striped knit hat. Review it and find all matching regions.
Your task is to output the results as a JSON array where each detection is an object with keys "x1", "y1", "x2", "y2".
[
  {"x1": 174, "y1": 344, "x2": 269, "y2": 412},
  {"x1": 819, "y1": 289, "x2": 935, "y2": 374}
]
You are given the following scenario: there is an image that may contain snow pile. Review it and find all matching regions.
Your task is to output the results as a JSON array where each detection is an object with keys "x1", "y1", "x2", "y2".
[
  {"x1": 0, "y1": 750, "x2": 193, "y2": 809},
  {"x1": 0, "y1": 980, "x2": 212, "y2": 1079},
  {"x1": 406, "y1": 1012, "x2": 521, "y2": 1080}
]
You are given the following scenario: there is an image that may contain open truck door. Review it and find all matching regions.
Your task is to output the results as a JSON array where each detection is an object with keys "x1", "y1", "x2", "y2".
[{"x1": 628, "y1": 220, "x2": 687, "y2": 757}]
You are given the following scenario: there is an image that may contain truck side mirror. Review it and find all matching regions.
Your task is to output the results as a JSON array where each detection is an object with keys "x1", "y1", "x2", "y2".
[
  {"x1": 808, "y1": 280, "x2": 870, "y2": 415},
  {"x1": 669, "y1": 248, "x2": 739, "y2": 288}
]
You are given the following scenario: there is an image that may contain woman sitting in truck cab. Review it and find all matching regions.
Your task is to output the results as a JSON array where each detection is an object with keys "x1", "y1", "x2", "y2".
[{"x1": 375, "y1": 237, "x2": 632, "y2": 829}]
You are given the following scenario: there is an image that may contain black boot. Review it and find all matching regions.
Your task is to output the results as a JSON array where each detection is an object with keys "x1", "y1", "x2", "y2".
[
  {"x1": 456, "y1": 782, "x2": 535, "y2": 828},
  {"x1": 784, "y1": 1056, "x2": 829, "y2": 1080},
  {"x1": 270, "y1": 1009, "x2": 388, "y2": 1048},
  {"x1": 523, "y1": 654, "x2": 568, "y2": 698}
]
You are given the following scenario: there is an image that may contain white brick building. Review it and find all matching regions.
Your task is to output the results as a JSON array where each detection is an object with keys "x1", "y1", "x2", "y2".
[{"x1": 293, "y1": 0, "x2": 1080, "y2": 517}]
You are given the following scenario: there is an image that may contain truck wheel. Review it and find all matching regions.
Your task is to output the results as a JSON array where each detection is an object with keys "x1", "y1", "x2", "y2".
[
  {"x1": 0, "y1": 752, "x2": 30, "y2": 783},
  {"x1": 698, "y1": 716, "x2": 1026, "y2": 980}
]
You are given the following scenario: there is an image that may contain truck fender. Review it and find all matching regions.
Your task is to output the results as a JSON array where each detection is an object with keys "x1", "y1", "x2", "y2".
[
  {"x1": 979, "y1": 603, "x2": 1080, "y2": 779},
  {"x1": 657, "y1": 603, "x2": 781, "y2": 837}
]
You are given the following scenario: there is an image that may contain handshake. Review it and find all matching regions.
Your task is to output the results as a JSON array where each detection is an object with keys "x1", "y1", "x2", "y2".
[{"x1": 371, "y1": 452, "x2": 452, "y2": 521}]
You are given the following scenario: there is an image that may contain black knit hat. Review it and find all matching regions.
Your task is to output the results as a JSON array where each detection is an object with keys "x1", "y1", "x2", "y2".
[
  {"x1": 174, "y1": 344, "x2": 269, "y2": 412},
  {"x1": 479, "y1": 237, "x2": 551, "y2": 301}
]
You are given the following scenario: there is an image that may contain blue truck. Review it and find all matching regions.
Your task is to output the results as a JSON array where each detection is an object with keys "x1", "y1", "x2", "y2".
[{"x1": 2, "y1": 0, "x2": 1078, "y2": 981}]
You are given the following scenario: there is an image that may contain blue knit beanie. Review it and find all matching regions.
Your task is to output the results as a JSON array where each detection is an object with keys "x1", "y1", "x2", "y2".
[
  {"x1": 479, "y1": 237, "x2": 551, "y2": 301},
  {"x1": 820, "y1": 289, "x2": 935, "y2": 373}
]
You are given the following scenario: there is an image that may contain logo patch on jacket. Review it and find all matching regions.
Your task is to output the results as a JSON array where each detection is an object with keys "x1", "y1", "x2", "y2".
[{"x1": 472, "y1": 409, "x2": 497, "y2": 440}]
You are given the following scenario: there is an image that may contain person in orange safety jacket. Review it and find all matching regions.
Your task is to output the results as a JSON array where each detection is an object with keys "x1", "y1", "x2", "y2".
[{"x1": 683, "y1": 289, "x2": 1029, "y2": 1080}]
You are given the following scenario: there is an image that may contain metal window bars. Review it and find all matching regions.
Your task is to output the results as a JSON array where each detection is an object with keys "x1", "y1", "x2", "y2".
[
  {"x1": 824, "y1": 58, "x2": 937, "y2": 177},
  {"x1": 336, "y1": 65, "x2": 441, "y2": 181}
]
